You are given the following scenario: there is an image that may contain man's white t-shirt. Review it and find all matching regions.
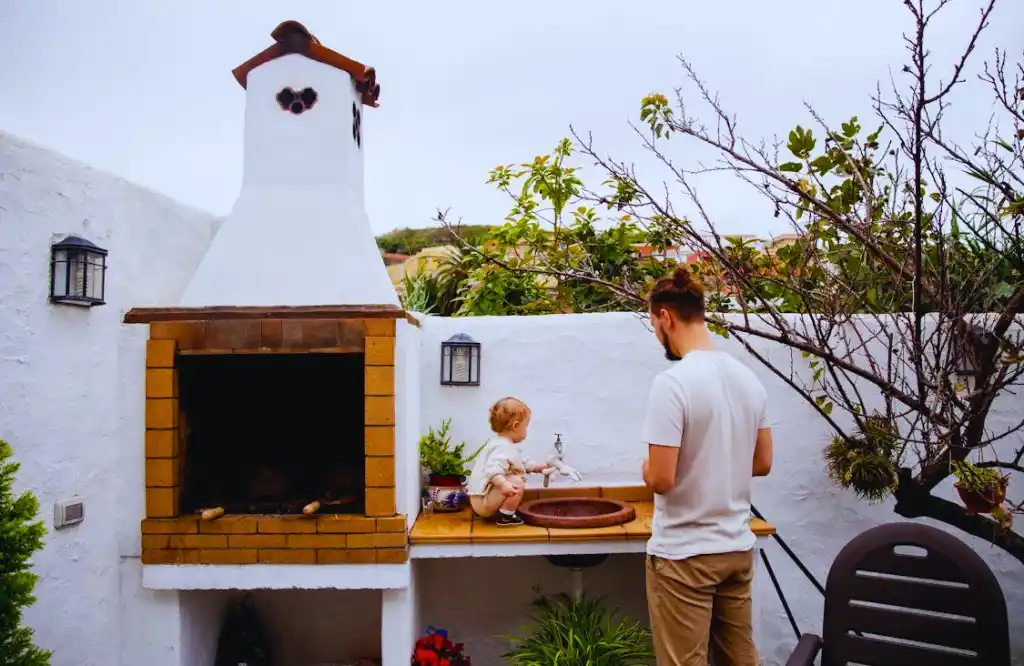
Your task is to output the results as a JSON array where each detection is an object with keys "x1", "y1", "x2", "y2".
[{"x1": 641, "y1": 349, "x2": 770, "y2": 560}]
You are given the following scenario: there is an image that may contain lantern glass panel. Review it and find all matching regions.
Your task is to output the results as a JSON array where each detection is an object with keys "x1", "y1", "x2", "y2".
[
  {"x1": 86, "y1": 254, "x2": 105, "y2": 301},
  {"x1": 451, "y1": 346, "x2": 472, "y2": 384},
  {"x1": 51, "y1": 249, "x2": 70, "y2": 298}
]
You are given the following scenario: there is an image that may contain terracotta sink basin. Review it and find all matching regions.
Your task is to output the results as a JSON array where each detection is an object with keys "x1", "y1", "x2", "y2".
[{"x1": 518, "y1": 497, "x2": 636, "y2": 529}]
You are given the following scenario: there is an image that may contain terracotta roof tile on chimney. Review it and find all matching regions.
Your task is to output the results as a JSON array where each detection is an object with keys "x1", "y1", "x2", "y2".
[{"x1": 232, "y1": 20, "x2": 381, "y2": 107}]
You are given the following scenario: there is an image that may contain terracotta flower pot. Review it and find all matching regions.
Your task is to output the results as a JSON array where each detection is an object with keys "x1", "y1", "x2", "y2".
[
  {"x1": 428, "y1": 474, "x2": 463, "y2": 488},
  {"x1": 955, "y1": 482, "x2": 1006, "y2": 514}
]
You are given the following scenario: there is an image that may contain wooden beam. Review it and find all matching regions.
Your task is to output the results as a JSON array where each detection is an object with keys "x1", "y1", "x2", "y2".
[{"x1": 123, "y1": 305, "x2": 405, "y2": 324}]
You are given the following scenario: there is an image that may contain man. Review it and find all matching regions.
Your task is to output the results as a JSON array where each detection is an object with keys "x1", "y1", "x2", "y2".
[{"x1": 641, "y1": 266, "x2": 774, "y2": 666}]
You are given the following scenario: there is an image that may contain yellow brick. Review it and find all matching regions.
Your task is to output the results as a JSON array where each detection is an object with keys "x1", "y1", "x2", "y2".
[
  {"x1": 365, "y1": 456, "x2": 395, "y2": 487},
  {"x1": 374, "y1": 532, "x2": 407, "y2": 548},
  {"x1": 146, "y1": 339, "x2": 176, "y2": 368},
  {"x1": 365, "y1": 396, "x2": 394, "y2": 426},
  {"x1": 150, "y1": 322, "x2": 206, "y2": 349},
  {"x1": 141, "y1": 517, "x2": 199, "y2": 534},
  {"x1": 146, "y1": 487, "x2": 179, "y2": 518},
  {"x1": 142, "y1": 549, "x2": 200, "y2": 565},
  {"x1": 141, "y1": 535, "x2": 170, "y2": 549},
  {"x1": 145, "y1": 458, "x2": 179, "y2": 487},
  {"x1": 287, "y1": 534, "x2": 348, "y2": 548},
  {"x1": 198, "y1": 549, "x2": 257, "y2": 564},
  {"x1": 364, "y1": 366, "x2": 394, "y2": 396},
  {"x1": 258, "y1": 517, "x2": 317, "y2": 534},
  {"x1": 376, "y1": 548, "x2": 409, "y2": 564},
  {"x1": 318, "y1": 549, "x2": 375, "y2": 564},
  {"x1": 317, "y1": 515, "x2": 376, "y2": 534},
  {"x1": 365, "y1": 488, "x2": 395, "y2": 517},
  {"x1": 146, "y1": 399, "x2": 179, "y2": 430},
  {"x1": 145, "y1": 429, "x2": 179, "y2": 458},
  {"x1": 363, "y1": 319, "x2": 396, "y2": 337},
  {"x1": 376, "y1": 516, "x2": 406, "y2": 532},
  {"x1": 258, "y1": 549, "x2": 316, "y2": 564},
  {"x1": 365, "y1": 426, "x2": 394, "y2": 456},
  {"x1": 169, "y1": 534, "x2": 227, "y2": 549},
  {"x1": 228, "y1": 534, "x2": 287, "y2": 548},
  {"x1": 199, "y1": 516, "x2": 258, "y2": 534},
  {"x1": 365, "y1": 336, "x2": 395, "y2": 365},
  {"x1": 145, "y1": 368, "x2": 177, "y2": 398}
]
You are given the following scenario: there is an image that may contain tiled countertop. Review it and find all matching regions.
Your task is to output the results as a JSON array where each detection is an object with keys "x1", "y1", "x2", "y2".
[{"x1": 410, "y1": 488, "x2": 775, "y2": 546}]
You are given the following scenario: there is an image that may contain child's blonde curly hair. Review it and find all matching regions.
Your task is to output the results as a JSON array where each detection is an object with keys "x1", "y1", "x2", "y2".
[{"x1": 489, "y1": 396, "x2": 531, "y2": 434}]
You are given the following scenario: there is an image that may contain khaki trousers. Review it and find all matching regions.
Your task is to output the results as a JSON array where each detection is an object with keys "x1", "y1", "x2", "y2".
[{"x1": 646, "y1": 550, "x2": 759, "y2": 666}]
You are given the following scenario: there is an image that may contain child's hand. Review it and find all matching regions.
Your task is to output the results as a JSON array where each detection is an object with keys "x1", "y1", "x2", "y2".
[
  {"x1": 533, "y1": 463, "x2": 552, "y2": 473},
  {"x1": 500, "y1": 481, "x2": 519, "y2": 498}
]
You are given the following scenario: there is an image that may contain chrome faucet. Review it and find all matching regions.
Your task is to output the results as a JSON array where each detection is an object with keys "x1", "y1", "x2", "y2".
[{"x1": 553, "y1": 433, "x2": 564, "y2": 460}]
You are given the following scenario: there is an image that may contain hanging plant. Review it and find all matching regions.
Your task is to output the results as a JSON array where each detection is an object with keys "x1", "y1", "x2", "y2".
[{"x1": 952, "y1": 460, "x2": 1008, "y2": 514}]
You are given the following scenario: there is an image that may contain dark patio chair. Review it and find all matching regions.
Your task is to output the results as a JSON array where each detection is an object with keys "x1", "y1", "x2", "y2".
[{"x1": 785, "y1": 521, "x2": 1010, "y2": 666}]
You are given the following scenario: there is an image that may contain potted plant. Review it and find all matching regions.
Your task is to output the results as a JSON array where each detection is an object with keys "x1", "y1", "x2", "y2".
[
  {"x1": 419, "y1": 419, "x2": 484, "y2": 512},
  {"x1": 412, "y1": 626, "x2": 471, "y2": 666},
  {"x1": 952, "y1": 460, "x2": 1009, "y2": 514},
  {"x1": 501, "y1": 587, "x2": 654, "y2": 665}
]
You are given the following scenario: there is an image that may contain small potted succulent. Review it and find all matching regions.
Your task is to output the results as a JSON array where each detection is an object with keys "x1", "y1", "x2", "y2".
[
  {"x1": 418, "y1": 419, "x2": 483, "y2": 512},
  {"x1": 412, "y1": 626, "x2": 471, "y2": 666},
  {"x1": 952, "y1": 460, "x2": 1009, "y2": 514}
]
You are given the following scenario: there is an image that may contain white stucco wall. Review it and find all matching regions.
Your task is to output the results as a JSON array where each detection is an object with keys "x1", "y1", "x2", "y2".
[
  {"x1": 0, "y1": 130, "x2": 220, "y2": 666},
  {"x1": 417, "y1": 312, "x2": 1024, "y2": 664}
]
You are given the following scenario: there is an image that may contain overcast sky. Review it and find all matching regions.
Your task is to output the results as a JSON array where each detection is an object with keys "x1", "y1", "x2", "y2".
[{"x1": 1, "y1": 1, "x2": 1021, "y2": 236}]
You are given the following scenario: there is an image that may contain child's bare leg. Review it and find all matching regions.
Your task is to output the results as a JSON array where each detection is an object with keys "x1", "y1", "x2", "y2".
[{"x1": 500, "y1": 475, "x2": 525, "y2": 512}]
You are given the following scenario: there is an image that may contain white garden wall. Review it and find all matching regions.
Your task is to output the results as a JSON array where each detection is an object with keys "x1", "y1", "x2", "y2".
[
  {"x1": 0, "y1": 131, "x2": 219, "y2": 666},
  {"x1": 417, "y1": 313, "x2": 1024, "y2": 665}
]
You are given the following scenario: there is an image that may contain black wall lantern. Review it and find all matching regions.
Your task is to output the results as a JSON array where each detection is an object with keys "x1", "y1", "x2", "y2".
[
  {"x1": 50, "y1": 235, "x2": 107, "y2": 307},
  {"x1": 440, "y1": 333, "x2": 481, "y2": 386}
]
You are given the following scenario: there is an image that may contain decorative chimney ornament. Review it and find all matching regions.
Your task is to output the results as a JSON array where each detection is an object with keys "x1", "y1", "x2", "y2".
[{"x1": 276, "y1": 86, "x2": 318, "y2": 115}]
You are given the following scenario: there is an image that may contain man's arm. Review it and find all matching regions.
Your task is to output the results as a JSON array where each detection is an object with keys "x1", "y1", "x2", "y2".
[
  {"x1": 640, "y1": 374, "x2": 685, "y2": 495},
  {"x1": 752, "y1": 389, "x2": 773, "y2": 477},
  {"x1": 752, "y1": 427, "x2": 773, "y2": 477}
]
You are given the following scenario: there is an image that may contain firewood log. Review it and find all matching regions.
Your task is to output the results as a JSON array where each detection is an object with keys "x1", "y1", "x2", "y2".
[{"x1": 201, "y1": 507, "x2": 225, "y2": 521}]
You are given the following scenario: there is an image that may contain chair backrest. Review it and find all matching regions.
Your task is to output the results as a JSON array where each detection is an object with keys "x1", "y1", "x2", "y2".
[{"x1": 821, "y1": 522, "x2": 1010, "y2": 666}]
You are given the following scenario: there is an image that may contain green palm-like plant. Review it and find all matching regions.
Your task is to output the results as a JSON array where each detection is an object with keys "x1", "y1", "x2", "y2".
[{"x1": 501, "y1": 589, "x2": 654, "y2": 665}]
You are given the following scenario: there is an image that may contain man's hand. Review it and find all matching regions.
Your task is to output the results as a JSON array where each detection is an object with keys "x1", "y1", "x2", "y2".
[
  {"x1": 532, "y1": 463, "x2": 552, "y2": 473},
  {"x1": 642, "y1": 457, "x2": 650, "y2": 482}
]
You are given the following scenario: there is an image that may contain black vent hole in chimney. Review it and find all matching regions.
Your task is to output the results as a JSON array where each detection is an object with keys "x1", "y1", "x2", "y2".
[
  {"x1": 276, "y1": 87, "x2": 318, "y2": 115},
  {"x1": 178, "y1": 353, "x2": 365, "y2": 515}
]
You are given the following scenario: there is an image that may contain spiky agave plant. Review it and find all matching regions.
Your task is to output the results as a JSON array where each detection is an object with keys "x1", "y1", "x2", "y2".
[
  {"x1": 825, "y1": 414, "x2": 900, "y2": 502},
  {"x1": 501, "y1": 589, "x2": 654, "y2": 666}
]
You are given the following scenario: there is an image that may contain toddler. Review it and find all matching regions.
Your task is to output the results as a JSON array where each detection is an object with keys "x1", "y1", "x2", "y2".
[{"x1": 466, "y1": 397, "x2": 549, "y2": 526}]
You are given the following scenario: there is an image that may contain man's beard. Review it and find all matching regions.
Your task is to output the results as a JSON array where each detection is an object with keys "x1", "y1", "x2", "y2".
[{"x1": 662, "y1": 339, "x2": 682, "y2": 362}]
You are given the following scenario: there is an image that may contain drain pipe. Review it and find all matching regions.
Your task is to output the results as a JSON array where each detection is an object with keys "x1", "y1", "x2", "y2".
[
  {"x1": 569, "y1": 568, "x2": 585, "y2": 601},
  {"x1": 545, "y1": 553, "x2": 608, "y2": 600}
]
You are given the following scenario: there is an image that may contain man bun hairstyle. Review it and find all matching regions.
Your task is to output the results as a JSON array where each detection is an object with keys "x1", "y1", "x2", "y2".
[{"x1": 648, "y1": 265, "x2": 705, "y2": 322}]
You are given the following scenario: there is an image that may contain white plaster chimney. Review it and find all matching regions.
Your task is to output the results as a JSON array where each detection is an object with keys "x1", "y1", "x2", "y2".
[{"x1": 180, "y1": 21, "x2": 399, "y2": 308}]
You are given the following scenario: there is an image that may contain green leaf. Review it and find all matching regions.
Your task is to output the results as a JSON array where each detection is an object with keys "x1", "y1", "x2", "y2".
[{"x1": 779, "y1": 162, "x2": 803, "y2": 173}]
